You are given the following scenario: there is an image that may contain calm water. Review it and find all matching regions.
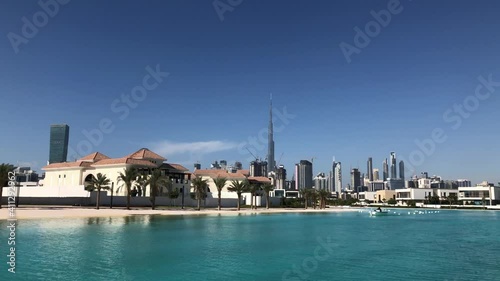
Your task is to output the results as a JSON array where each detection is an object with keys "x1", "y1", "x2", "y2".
[{"x1": 1, "y1": 210, "x2": 499, "y2": 281}]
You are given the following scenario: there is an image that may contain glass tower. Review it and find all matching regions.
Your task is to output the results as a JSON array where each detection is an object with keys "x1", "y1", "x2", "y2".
[{"x1": 49, "y1": 124, "x2": 69, "y2": 164}]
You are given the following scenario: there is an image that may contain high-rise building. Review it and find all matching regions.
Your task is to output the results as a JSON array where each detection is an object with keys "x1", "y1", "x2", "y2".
[
  {"x1": 194, "y1": 163, "x2": 201, "y2": 170},
  {"x1": 390, "y1": 152, "x2": 397, "y2": 179},
  {"x1": 267, "y1": 95, "x2": 275, "y2": 174},
  {"x1": 351, "y1": 168, "x2": 361, "y2": 192},
  {"x1": 314, "y1": 173, "x2": 328, "y2": 190},
  {"x1": 49, "y1": 124, "x2": 69, "y2": 164},
  {"x1": 250, "y1": 160, "x2": 267, "y2": 177},
  {"x1": 399, "y1": 160, "x2": 405, "y2": 181},
  {"x1": 367, "y1": 157, "x2": 373, "y2": 181},
  {"x1": 295, "y1": 164, "x2": 300, "y2": 190},
  {"x1": 373, "y1": 169, "x2": 380, "y2": 181},
  {"x1": 383, "y1": 159, "x2": 389, "y2": 181},
  {"x1": 334, "y1": 161, "x2": 342, "y2": 194},
  {"x1": 296, "y1": 160, "x2": 313, "y2": 189},
  {"x1": 276, "y1": 165, "x2": 287, "y2": 190},
  {"x1": 457, "y1": 179, "x2": 472, "y2": 187},
  {"x1": 234, "y1": 162, "x2": 243, "y2": 170}
]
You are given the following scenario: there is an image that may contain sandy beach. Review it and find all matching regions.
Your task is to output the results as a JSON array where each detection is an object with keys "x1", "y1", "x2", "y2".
[{"x1": 0, "y1": 206, "x2": 360, "y2": 220}]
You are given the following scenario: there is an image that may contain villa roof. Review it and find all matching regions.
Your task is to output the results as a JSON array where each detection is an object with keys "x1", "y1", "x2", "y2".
[
  {"x1": 239, "y1": 169, "x2": 250, "y2": 176},
  {"x1": 193, "y1": 169, "x2": 248, "y2": 180},
  {"x1": 125, "y1": 148, "x2": 166, "y2": 161},
  {"x1": 91, "y1": 158, "x2": 158, "y2": 168},
  {"x1": 43, "y1": 161, "x2": 92, "y2": 170},
  {"x1": 161, "y1": 163, "x2": 189, "y2": 172},
  {"x1": 248, "y1": 176, "x2": 272, "y2": 183},
  {"x1": 80, "y1": 152, "x2": 111, "y2": 162}
]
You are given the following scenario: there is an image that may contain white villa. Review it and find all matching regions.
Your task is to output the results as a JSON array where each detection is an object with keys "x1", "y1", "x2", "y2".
[
  {"x1": 458, "y1": 182, "x2": 500, "y2": 205},
  {"x1": 37, "y1": 148, "x2": 190, "y2": 197}
]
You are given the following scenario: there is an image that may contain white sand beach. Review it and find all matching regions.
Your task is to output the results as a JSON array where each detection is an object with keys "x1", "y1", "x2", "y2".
[{"x1": 0, "y1": 206, "x2": 360, "y2": 220}]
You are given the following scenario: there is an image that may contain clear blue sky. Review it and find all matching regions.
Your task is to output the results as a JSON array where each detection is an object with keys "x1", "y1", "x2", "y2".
[{"x1": 1, "y1": 0, "x2": 499, "y2": 185}]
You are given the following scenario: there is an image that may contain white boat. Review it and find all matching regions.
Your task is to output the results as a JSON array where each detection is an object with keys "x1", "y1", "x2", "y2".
[{"x1": 369, "y1": 209, "x2": 390, "y2": 216}]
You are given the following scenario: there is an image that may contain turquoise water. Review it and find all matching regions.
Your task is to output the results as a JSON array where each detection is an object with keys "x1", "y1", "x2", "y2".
[{"x1": 1, "y1": 210, "x2": 499, "y2": 281}]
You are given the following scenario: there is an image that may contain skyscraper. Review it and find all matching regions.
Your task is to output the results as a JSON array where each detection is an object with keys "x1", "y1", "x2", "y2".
[
  {"x1": 351, "y1": 168, "x2": 361, "y2": 192},
  {"x1": 334, "y1": 161, "x2": 342, "y2": 194},
  {"x1": 49, "y1": 124, "x2": 69, "y2": 164},
  {"x1": 383, "y1": 159, "x2": 389, "y2": 181},
  {"x1": 399, "y1": 160, "x2": 405, "y2": 181},
  {"x1": 314, "y1": 173, "x2": 328, "y2": 190},
  {"x1": 373, "y1": 169, "x2": 380, "y2": 181},
  {"x1": 276, "y1": 165, "x2": 287, "y2": 190},
  {"x1": 296, "y1": 160, "x2": 313, "y2": 189},
  {"x1": 390, "y1": 152, "x2": 397, "y2": 179},
  {"x1": 267, "y1": 94, "x2": 275, "y2": 174},
  {"x1": 367, "y1": 157, "x2": 373, "y2": 181}
]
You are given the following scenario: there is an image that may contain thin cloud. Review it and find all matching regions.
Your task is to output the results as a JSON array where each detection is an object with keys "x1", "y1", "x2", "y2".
[{"x1": 150, "y1": 140, "x2": 239, "y2": 156}]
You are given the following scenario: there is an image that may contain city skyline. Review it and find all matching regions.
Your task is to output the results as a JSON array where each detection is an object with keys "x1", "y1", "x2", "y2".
[{"x1": 1, "y1": 1, "x2": 500, "y2": 184}]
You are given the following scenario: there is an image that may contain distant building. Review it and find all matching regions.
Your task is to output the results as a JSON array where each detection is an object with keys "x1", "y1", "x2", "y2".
[
  {"x1": 267, "y1": 95, "x2": 275, "y2": 173},
  {"x1": 333, "y1": 161, "x2": 342, "y2": 194},
  {"x1": 370, "y1": 180, "x2": 386, "y2": 191},
  {"x1": 314, "y1": 173, "x2": 328, "y2": 190},
  {"x1": 250, "y1": 160, "x2": 268, "y2": 177},
  {"x1": 234, "y1": 162, "x2": 243, "y2": 170},
  {"x1": 275, "y1": 165, "x2": 287, "y2": 190},
  {"x1": 373, "y1": 169, "x2": 380, "y2": 181},
  {"x1": 390, "y1": 152, "x2": 397, "y2": 179},
  {"x1": 367, "y1": 157, "x2": 373, "y2": 181},
  {"x1": 49, "y1": 124, "x2": 69, "y2": 164},
  {"x1": 383, "y1": 159, "x2": 389, "y2": 181},
  {"x1": 386, "y1": 178, "x2": 405, "y2": 190},
  {"x1": 457, "y1": 179, "x2": 472, "y2": 187},
  {"x1": 194, "y1": 163, "x2": 201, "y2": 170},
  {"x1": 296, "y1": 160, "x2": 313, "y2": 189},
  {"x1": 351, "y1": 168, "x2": 361, "y2": 192},
  {"x1": 399, "y1": 160, "x2": 405, "y2": 181},
  {"x1": 13, "y1": 167, "x2": 39, "y2": 183}
]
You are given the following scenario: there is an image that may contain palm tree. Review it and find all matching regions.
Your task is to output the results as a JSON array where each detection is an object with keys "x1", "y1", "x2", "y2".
[
  {"x1": 310, "y1": 189, "x2": 319, "y2": 209},
  {"x1": 134, "y1": 174, "x2": 149, "y2": 197},
  {"x1": 85, "y1": 173, "x2": 111, "y2": 210},
  {"x1": 0, "y1": 164, "x2": 15, "y2": 209},
  {"x1": 262, "y1": 183, "x2": 274, "y2": 209},
  {"x1": 318, "y1": 189, "x2": 329, "y2": 209},
  {"x1": 228, "y1": 179, "x2": 248, "y2": 211},
  {"x1": 248, "y1": 183, "x2": 260, "y2": 209},
  {"x1": 117, "y1": 167, "x2": 139, "y2": 210},
  {"x1": 148, "y1": 169, "x2": 169, "y2": 210},
  {"x1": 299, "y1": 188, "x2": 309, "y2": 209},
  {"x1": 191, "y1": 176, "x2": 208, "y2": 211},
  {"x1": 213, "y1": 176, "x2": 227, "y2": 211}
]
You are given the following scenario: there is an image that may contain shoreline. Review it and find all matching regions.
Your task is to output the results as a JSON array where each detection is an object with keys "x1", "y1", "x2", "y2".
[{"x1": 0, "y1": 206, "x2": 360, "y2": 220}]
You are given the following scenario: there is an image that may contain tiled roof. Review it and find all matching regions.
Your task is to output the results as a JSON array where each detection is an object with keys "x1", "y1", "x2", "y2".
[
  {"x1": 161, "y1": 163, "x2": 189, "y2": 172},
  {"x1": 248, "y1": 176, "x2": 272, "y2": 183},
  {"x1": 239, "y1": 169, "x2": 250, "y2": 176},
  {"x1": 91, "y1": 158, "x2": 158, "y2": 168},
  {"x1": 43, "y1": 161, "x2": 92, "y2": 169},
  {"x1": 80, "y1": 152, "x2": 111, "y2": 162},
  {"x1": 126, "y1": 148, "x2": 166, "y2": 161},
  {"x1": 194, "y1": 169, "x2": 247, "y2": 179}
]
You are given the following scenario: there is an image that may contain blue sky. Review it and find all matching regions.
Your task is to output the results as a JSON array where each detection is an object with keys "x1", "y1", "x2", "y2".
[{"x1": 1, "y1": 0, "x2": 499, "y2": 184}]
